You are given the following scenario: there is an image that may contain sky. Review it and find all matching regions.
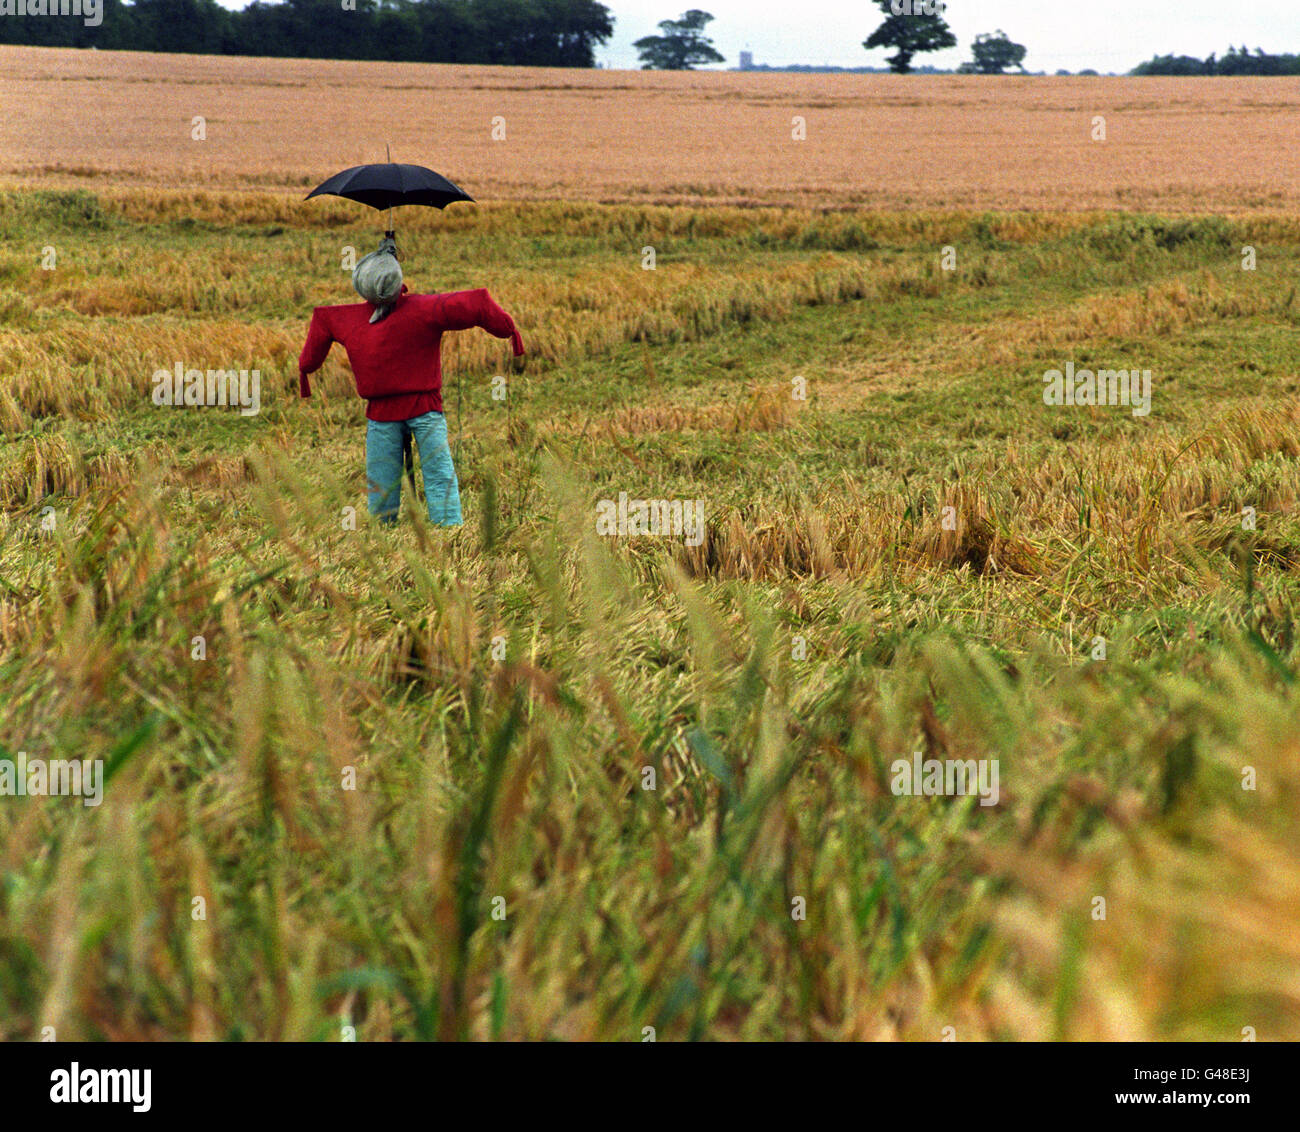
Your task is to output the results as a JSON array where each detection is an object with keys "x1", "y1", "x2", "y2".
[
  {"x1": 596, "y1": 1, "x2": 1296, "y2": 72},
  {"x1": 209, "y1": 1, "x2": 1297, "y2": 74}
]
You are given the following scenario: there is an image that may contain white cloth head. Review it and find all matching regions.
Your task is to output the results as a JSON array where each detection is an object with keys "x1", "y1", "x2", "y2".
[{"x1": 352, "y1": 237, "x2": 403, "y2": 323}]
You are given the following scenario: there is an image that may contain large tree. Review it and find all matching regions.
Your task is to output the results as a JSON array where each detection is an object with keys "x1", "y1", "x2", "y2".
[
  {"x1": 863, "y1": 0, "x2": 955, "y2": 74},
  {"x1": 115, "y1": 0, "x2": 236, "y2": 53},
  {"x1": 969, "y1": 30, "x2": 1028, "y2": 74},
  {"x1": 465, "y1": 0, "x2": 613, "y2": 65},
  {"x1": 634, "y1": 9, "x2": 724, "y2": 70}
]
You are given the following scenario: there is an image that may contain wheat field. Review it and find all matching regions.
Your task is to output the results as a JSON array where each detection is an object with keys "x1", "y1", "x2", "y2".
[
  {"x1": 4, "y1": 45, "x2": 1300, "y2": 209},
  {"x1": 1, "y1": 45, "x2": 1299, "y2": 1043}
]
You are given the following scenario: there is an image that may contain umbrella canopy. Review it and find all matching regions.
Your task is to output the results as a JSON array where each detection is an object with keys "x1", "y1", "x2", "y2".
[{"x1": 305, "y1": 163, "x2": 474, "y2": 211}]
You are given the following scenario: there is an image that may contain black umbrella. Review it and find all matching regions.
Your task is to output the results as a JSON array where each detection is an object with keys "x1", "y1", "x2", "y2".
[{"x1": 305, "y1": 160, "x2": 475, "y2": 237}]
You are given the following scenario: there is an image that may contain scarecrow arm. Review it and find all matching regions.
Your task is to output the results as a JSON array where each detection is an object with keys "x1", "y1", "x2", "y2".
[
  {"x1": 428, "y1": 289, "x2": 525, "y2": 357},
  {"x1": 297, "y1": 308, "x2": 336, "y2": 397}
]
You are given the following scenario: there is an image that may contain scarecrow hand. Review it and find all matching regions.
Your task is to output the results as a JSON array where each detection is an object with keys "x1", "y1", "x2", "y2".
[{"x1": 511, "y1": 353, "x2": 527, "y2": 375}]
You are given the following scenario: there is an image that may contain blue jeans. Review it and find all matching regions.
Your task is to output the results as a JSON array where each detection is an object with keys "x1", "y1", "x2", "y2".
[{"x1": 366, "y1": 411, "x2": 462, "y2": 526}]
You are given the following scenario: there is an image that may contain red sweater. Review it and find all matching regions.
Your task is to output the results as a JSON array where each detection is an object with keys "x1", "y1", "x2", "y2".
[{"x1": 298, "y1": 286, "x2": 525, "y2": 421}]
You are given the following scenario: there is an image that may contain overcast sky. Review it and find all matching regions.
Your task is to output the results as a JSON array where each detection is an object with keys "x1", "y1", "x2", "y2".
[
  {"x1": 210, "y1": 1, "x2": 1296, "y2": 74},
  {"x1": 596, "y1": 1, "x2": 1296, "y2": 72}
]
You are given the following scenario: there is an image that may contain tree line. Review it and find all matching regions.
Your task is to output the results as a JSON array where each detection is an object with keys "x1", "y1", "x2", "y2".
[
  {"x1": 0, "y1": 0, "x2": 616, "y2": 67},
  {"x1": 0, "y1": 1, "x2": 1026, "y2": 72},
  {"x1": 1131, "y1": 46, "x2": 1300, "y2": 76}
]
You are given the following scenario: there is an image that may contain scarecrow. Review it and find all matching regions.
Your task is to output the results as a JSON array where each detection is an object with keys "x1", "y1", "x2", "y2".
[{"x1": 298, "y1": 160, "x2": 524, "y2": 526}]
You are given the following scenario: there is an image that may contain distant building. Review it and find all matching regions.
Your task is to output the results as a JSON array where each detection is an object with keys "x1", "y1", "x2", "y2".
[{"x1": 739, "y1": 51, "x2": 753, "y2": 71}]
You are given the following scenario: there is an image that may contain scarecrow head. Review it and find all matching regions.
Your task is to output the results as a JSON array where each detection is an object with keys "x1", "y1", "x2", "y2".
[{"x1": 352, "y1": 236, "x2": 403, "y2": 323}]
